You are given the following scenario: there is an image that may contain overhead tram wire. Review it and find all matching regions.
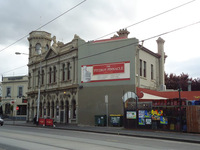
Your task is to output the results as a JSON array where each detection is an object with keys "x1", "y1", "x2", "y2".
[
  {"x1": 93, "y1": 0, "x2": 196, "y2": 41},
  {"x1": 0, "y1": 0, "x2": 194, "y2": 54},
  {"x1": 76, "y1": 0, "x2": 196, "y2": 49},
  {"x1": 4, "y1": 20, "x2": 200, "y2": 80},
  {"x1": 0, "y1": 0, "x2": 87, "y2": 53},
  {"x1": 78, "y1": 20, "x2": 200, "y2": 60},
  {"x1": 2, "y1": 65, "x2": 27, "y2": 75}
]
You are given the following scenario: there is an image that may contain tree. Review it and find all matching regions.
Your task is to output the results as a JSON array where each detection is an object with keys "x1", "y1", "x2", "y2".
[
  {"x1": 164, "y1": 72, "x2": 199, "y2": 91},
  {"x1": 191, "y1": 78, "x2": 200, "y2": 91}
]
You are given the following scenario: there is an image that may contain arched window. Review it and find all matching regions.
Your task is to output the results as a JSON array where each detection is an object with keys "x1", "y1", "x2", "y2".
[
  {"x1": 51, "y1": 101, "x2": 54, "y2": 118},
  {"x1": 47, "y1": 101, "x2": 50, "y2": 117},
  {"x1": 45, "y1": 44, "x2": 49, "y2": 51},
  {"x1": 49, "y1": 67, "x2": 52, "y2": 84},
  {"x1": 62, "y1": 64, "x2": 65, "y2": 81},
  {"x1": 72, "y1": 100, "x2": 76, "y2": 118},
  {"x1": 28, "y1": 73, "x2": 31, "y2": 87},
  {"x1": 35, "y1": 43, "x2": 41, "y2": 54},
  {"x1": 41, "y1": 69, "x2": 45, "y2": 85},
  {"x1": 67, "y1": 62, "x2": 70, "y2": 80},
  {"x1": 29, "y1": 44, "x2": 32, "y2": 54},
  {"x1": 38, "y1": 70, "x2": 40, "y2": 86},
  {"x1": 53, "y1": 66, "x2": 56, "y2": 82}
]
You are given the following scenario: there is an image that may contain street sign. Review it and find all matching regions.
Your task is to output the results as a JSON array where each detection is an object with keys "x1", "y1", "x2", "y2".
[{"x1": 16, "y1": 106, "x2": 19, "y2": 111}]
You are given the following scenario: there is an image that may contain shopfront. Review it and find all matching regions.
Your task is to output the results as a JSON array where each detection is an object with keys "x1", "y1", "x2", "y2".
[{"x1": 124, "y1": 98, "x2": 187, "y2": 132}]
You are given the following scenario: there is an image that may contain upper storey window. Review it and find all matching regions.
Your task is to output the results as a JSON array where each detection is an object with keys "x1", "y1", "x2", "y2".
[
  {"x1": 45, "y1": 44, "x2": 49, "y2": 51},
  {"x1": 35, "y1": 43, "x2": 41, "y2": 54}
]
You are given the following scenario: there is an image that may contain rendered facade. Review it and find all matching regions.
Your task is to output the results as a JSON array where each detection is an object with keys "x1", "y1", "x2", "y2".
[
  {"x1": 26, "y1": 29, "x2": 166, "y2": 125},
  {"x1": 0, "y1": 76, "x2": 28, "y2": 119},
  {"x1": 27, "y1": 31, "x2": 79, "y2": 124},
  {"x1": 78, "y1": 29, "x2": 166, "y2": 125}
]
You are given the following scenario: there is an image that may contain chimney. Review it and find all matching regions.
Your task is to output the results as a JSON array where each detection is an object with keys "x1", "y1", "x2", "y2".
[
  {"x1": 188, "y1": 81, "x2": 192, "y2": 91},
  {"x1": 117, "y1": 29, "x2": 130, "y2": 38},
  {"x1": 156, "y1": 37, "x2": 166, "y2": 91}
]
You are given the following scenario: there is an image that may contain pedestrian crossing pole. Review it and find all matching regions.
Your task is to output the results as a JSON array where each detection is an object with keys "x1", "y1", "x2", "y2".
[{"x1": 105, "y1": 95, "x2": 108, "y2": 127}]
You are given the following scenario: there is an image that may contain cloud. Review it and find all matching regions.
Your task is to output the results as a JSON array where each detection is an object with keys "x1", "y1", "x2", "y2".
[
  {"x1": 0, "y1": 0, "x2": 199, "y2": 81},
  {"x1": 165, "y1": 57, "x2": 200, "y2": 79}
]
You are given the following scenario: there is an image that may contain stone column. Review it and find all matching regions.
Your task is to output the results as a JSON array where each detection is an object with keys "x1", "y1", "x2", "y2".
[
  {"x1": 63, "y1": 103, "x2": 66, "y2": 123},
  {"x1": 75, "y1": 92, "x2": 78, "y2": 123},
  {"x1": 50, "y1": 101, "x2": 52, "y2": 119},
  {"x1": 68, "y1": 105, "x2": 72, "y2": 123},
  {"x1": 54, "y1": 104, "x2": 57, "y2": 120},
  {"x1": 74, "y1": 57, "x2": 78, "y2": 84}
]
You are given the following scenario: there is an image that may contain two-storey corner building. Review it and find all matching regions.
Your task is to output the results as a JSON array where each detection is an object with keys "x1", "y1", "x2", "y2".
[
  {"x1": 1, "y1": 76, "x2": 28, "y2": 120},
  {"x1": 77, "y1": 29, "x2": 166, "y2": 126},
  {"x1": 27, "y1": 31, "x2": 79, "y2": 124}
]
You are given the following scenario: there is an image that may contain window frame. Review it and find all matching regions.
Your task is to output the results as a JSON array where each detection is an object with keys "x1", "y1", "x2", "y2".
[
  {"x1": 35, "y1": 43, "x2": 41, "y2": 54},
  {"x1": 18, "y1": 86, "x2": 23, "y2": 98},
  {"x1": 151, "y1": 64, "x2": 154, "y2": 80},
  {"x1": 139, "y1": 59, "x2": 142, "y2": 76},
  {"x1": 6, "y1": 87, "x2": 11, "y2": 97},
  {"x1": 143, "y1": 61, "x2": 146, "y2": 78}
]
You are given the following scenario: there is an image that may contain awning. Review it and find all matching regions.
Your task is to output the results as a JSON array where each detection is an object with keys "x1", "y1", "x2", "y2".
[{"x1": 140, "y1": 92, "x2": 168, "y2": 100}]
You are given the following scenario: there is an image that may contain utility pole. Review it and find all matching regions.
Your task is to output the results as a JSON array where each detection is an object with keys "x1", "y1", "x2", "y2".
[
  {"x1": 178, "y1": 86, "x2": 182, "y2": 132},
  {"x1": 105, "y1": 95, "x2": 108, "y2": 127}
]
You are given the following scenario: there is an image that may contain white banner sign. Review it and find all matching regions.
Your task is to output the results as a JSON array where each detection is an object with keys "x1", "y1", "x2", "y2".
[{"x1": 81, "y1": 61, "x2": 130, "y2": 83}]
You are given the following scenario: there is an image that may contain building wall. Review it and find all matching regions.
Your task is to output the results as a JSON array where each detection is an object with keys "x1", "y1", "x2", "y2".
[
  {"x1": 138, "y1": 48, "x2": 160, "y2": 90},
  {"x1": 1, "y1": 76, "x2": 28, "y2": 118},
  {"x1": 78, "y1": 37, "x2": 139, "y2": 125},
  {"x1": 27, "y1": 31, "x2": 79, "y2": 124},
  {"x1": 0, "y1": 82, "x2": 2, "y2": 98},
  {"x1": 26, "y1": 30, "x2": 166, "y2": 126}
]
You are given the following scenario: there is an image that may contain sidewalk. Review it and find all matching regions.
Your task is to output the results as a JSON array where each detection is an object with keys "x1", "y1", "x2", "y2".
[{"x1": 4, "y1": 120, "x2": 200, "y2": 144}]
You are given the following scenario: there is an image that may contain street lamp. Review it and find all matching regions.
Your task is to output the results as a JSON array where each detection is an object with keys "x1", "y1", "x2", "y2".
[
  {"x1": 36, "y1": 59, "x2": 42, "y2": 125},
  {"x1": 15, "y1": 51, "x2": 41, "y2": 124},
  {"x1": 15, "y1": 52, "x2": 28, "y2": 55}
]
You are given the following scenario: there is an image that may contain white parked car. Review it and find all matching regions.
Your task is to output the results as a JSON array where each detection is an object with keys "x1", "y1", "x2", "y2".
[{"x1": 0, "y1": 117, "x2": 4, "y2": 126}]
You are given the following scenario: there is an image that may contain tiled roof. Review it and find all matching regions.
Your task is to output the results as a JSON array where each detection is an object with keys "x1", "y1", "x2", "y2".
[
  {"x1": 137, "y1": 87, "x2": 200, "y2": 100},
  {"x1": 138, "y1": 45, "x2": 161, "y2": 58},
  {"x1": 92, "y1": 36, "x2": 127, "y2": 43}
]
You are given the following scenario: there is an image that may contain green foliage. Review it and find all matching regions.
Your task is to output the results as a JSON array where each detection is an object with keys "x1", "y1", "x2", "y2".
[{"x1": 165, "y1": 72, "x2": 200, "y2": 91}]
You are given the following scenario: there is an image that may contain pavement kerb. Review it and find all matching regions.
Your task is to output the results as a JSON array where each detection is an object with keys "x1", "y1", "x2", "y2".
[{"x1": 5, "y1": 123, "x2": 200, "y2": 144}]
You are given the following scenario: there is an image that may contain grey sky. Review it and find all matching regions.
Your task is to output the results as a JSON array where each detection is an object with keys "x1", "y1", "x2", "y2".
[{"x1": 0, "y1": 0, "x2": 200, "y2": 81}]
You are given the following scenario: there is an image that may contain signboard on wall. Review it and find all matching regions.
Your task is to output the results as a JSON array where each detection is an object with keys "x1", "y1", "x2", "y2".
[
  {"x1": 160, "y1": 116, "x2": 168, "y2": 124},
  {"x1": 127, "y1": 111, "x2": 136, "y2": 119},
  {"x1": 139, "y1": 110, "x2": 145, "y2": 118},
  {"x1": 81, "y1": 61, "x2": 130, "y2": 83},
  {"x1": 151, "y1": 110, "x2": 163, "y2": 120}
]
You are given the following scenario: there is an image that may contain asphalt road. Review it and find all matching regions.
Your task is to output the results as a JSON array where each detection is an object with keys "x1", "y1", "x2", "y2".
[{"x1": 0, "y1": 125, "x2": 199, "y2": 150}]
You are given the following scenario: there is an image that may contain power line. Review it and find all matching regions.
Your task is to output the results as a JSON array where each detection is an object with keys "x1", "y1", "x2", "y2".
[
  {"x1": 79, "y1": 20, "x2": 200, "y2": 60},
  {"x1": 0, "y1": 0, "x2": 87, "y2": 53},
  {"x1": 2, "y1": 65, "x2": 27, "y2": 74},
  {"x1": 94, "y1": 0, "x2": 196, "y2": 41},
  {"x1": 3, "y1": 20, "x2": 200, "y2": 78},
  {"x1": 76, "y1": 0, "x2": 196, "y2": 49}
]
